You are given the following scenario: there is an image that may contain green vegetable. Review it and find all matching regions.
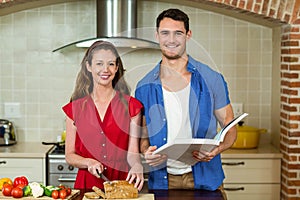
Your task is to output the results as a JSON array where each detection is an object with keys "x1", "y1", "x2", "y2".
[
  {"x1": 22, "y1": 185, "x2": 32, "y2": 197},
  {"x1": 44, "y1": 186, "x2": 52, "y2": 197},
  {"x1": 42, "y1": 185, "x2": 60, "y2": 197}
]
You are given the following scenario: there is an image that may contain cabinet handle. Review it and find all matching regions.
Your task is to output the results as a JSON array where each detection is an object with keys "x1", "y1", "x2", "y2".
[
  {"x1": 0, "y1": 160, "x2": 7, "y2": 165},
  {"x1": 224, "y1": 187, "x2": 245, "y2": 191},
  {"x1": 222, "y1": 161, "x2": 245, "y2": 166}
]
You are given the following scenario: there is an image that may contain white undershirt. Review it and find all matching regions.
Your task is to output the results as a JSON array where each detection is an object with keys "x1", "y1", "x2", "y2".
[{"x1": 162, "y1": 84, "x2": 192, "y2": 175}]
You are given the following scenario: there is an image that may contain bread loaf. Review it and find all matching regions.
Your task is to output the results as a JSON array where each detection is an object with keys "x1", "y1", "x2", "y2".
[
  {"x1": 84, "y1": 192, "x2": 100, "y2": 199},
  {"x1": 103, "y1": 180, "x2": 138, "y2": 199},
  {"x1": 92, "y1": 186, "x2": 106, "y2": 199}
]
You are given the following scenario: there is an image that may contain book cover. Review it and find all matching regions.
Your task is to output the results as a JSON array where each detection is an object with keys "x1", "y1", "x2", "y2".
[{"x1": 152, "y1": 113, "x2": 249, "y2": 166}]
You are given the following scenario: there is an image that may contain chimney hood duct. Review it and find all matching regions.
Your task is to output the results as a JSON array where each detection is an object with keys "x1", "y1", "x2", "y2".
[{"x1": 53, "y1": 0, "x2": 159, "y2": 52}]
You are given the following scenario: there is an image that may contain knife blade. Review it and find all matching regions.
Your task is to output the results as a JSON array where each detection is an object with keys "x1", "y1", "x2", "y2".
[{"x1": 96, "y1": 169, "x2": 110, "y2": 182}]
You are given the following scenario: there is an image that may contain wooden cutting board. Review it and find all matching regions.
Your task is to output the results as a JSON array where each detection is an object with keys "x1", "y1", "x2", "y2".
[
  {"x1": 83, "y1": 192, "x2": 154, "y2": 200},
  {"x1": 0, "y1": 189, "x2": 80, "y2": 199}
]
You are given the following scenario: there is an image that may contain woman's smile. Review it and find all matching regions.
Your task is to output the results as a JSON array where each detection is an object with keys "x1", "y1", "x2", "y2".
[{"x1": 99, "y1": 74, "x2": 110, "y2": 80}]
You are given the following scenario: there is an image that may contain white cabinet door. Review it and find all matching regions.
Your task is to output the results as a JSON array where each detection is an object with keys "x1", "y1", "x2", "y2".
[
  {"x1": 224, "y1": 183, "x2": 280, "y2": 200},
  {"x1": 0, "y1": 158, "x2": 45, "y2": 183},
  {"x1": 222, "y1": 158, "x2": 281, "y2": 200},
  {"x1": 222, "y1": 159, "x2": 281, "y2": 183}
]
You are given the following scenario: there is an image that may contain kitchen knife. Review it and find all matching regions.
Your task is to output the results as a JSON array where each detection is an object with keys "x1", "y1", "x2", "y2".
[{"x1": 96, "y1": 169, "x2": 110, "y2": 182}]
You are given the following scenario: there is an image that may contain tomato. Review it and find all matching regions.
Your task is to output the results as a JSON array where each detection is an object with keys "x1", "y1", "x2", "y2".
[
  {"x1": 2, "y1": 183, "x2": 13, "y2": 196},
  {"x1": 51, "y1": 190, "x2": 59, "y2": 199},
  {"x1": 13, "y1": 176, "x2": 29, "y2": 187},
  {"x1": 66, "y1": 187, "x2": 72, "y2": 196},
  {"x1": 58, "y1": 184, "x2": 66, "y2": 190},
  {"x1": 16, "y1": 184, "x2": 26, "y2": 189},
  {"x1": 11, "y1": 187, "x2": 23, "y2": 198},
  {"x1": 59, "y1": 189, "x2": 67, "y2": 199}
]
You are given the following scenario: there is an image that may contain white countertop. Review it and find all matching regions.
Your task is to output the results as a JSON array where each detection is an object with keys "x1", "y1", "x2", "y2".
[
  {"x1": 0, "y1": 142, "x2": 53, "y2": 158},
  {"x1": 222, "y1": 144, "x2": 282, "y2": 159}
]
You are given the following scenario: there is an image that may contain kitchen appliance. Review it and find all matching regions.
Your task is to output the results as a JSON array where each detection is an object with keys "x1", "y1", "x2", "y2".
[
  {"x1": 231, "y1": 121, "x2": 267, "y2": 149},
  {"x1": 53, "y1": 0, "x2": 159, "y2": 51},
  {"x1": 45, "y1": 143, "x2": 78, "y2": 188},
  {"x1": 0, "y1": 119, "x2": 17, "y2": 146}
]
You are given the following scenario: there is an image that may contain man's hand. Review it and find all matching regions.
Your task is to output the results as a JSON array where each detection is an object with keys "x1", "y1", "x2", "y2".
[
  {"x1": 192, "y1": 146, "x2": 221, "y2": 162},
  {"x1": 144, "y1": 146, "x2": 167, "y2": 166}
]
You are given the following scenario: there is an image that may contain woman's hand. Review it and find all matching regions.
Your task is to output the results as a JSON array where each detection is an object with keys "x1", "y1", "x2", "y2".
[
  {"x1": 144, "y1": 146, "x2": 167, "y2": 167},
  {"x1": 126, "y1": 163, "x2": 144, "y2": 191},
  {"x1": 86, "y1": 158, "x2": 104, "y2": 178}
]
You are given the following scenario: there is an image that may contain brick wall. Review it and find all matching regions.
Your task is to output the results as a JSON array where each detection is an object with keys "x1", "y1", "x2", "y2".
[
  {"x1": 281, "y1": 22, "x2": 300, "y2": 199},
  {"x1": 196, "y1": 1, "x2": 300, "y2": 199},
  {"x1": 1, "y1": 0, "x2": 300, "y2": 199}
]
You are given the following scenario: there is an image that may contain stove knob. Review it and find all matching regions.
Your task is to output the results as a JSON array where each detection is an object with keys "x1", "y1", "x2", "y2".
[
  {"x1": 68, "y1": 166, "x2": 74, "y2": 171},
  {"x1": 57, "y1": 165, "x2": 64, "y2": 171}
]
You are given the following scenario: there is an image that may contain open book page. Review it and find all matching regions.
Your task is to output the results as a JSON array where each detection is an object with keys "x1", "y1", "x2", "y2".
[
  {"x1": 214, "y1": 113, "x2": 249, "y2": 142},
  {"x1": 152, "y1": 113, "x2": 249, "y2": 166},
  {"x1": 153, "y1": 138, "x2": 219, "y2": 166}
]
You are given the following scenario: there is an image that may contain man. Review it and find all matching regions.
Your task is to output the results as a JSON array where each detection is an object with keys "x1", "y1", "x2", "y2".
[{"x1": 135, "y1": 8, "x2": 236, "y2": 194}]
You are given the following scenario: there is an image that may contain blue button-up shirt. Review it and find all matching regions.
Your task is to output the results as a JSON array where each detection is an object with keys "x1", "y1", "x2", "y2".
[{"x1": 135, "y1": 56, "x2": 230, "y2": 190}]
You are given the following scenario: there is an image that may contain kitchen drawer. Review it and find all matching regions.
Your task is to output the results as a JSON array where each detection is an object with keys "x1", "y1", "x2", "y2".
[
  {"x1": 222, "y1": 158, "x2": 281, "y2": 183},
  {"x1": 224, "y1": 183, "x2": 280, "y2": 200},
  {"x1": 0, "y1": 158, "x2": 45, "y2": 183}
]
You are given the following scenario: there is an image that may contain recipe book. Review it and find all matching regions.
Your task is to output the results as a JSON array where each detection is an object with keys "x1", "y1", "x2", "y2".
[{"x1": 152, "y1": 113, "x2": 249, "y2": 166}]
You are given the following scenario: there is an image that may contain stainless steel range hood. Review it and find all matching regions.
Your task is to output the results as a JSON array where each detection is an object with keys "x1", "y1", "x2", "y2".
[{"x1": 53, "y1": 0, "x2": 159, "y2": 52}]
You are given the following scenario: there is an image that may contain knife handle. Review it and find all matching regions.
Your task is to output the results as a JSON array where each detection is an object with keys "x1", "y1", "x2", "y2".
[{"x1": 96, "y1": 168, "x2": 101, "y2": 177}]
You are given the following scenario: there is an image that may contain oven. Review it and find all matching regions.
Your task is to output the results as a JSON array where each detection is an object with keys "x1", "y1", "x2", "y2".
[{"x1": 45, "y1": 143, "x2": 78, "y2": 188}]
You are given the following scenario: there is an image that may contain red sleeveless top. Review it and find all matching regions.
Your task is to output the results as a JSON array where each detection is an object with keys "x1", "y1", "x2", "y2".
[{"x1": 62, "y1": 92, "x2": 142, "y2": 189}]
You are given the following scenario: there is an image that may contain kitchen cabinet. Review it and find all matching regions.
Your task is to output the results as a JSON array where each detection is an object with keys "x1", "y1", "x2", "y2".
[
  {"x1": 0, "y1": 142, "x2": 52, "y2": 184},
  {"x1": 0, "y1": 158, "x2": 45, "y2": 183},
  {"x1": 221, "y1": 144, "x2": 282, "y2": 200}
]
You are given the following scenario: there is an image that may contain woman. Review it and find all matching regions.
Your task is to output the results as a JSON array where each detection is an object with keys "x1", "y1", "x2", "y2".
[{"x1": 62, "y1": 41, "x2": 144, "y2": 190}]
